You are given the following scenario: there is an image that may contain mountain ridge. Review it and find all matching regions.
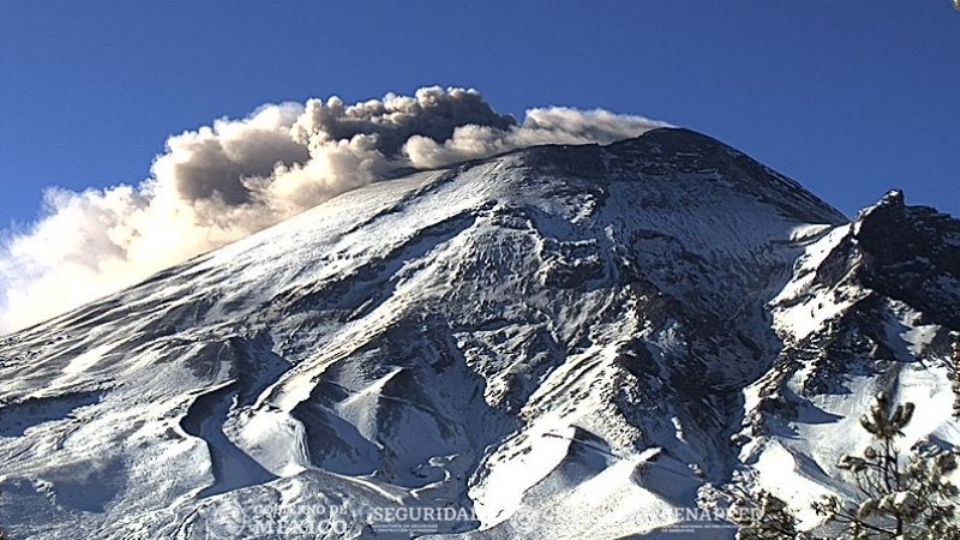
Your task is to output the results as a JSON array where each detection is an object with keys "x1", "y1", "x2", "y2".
[{"x1": 0, "y1": 129, "x2": 957, "y2": 538}]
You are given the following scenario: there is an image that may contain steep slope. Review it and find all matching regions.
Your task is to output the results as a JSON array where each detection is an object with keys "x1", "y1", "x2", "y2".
[
  {"x1": 2, "y1": 127, "x2": 952, "y2": 539},
  {"x1": 739, "y1": 190, "x2": 960, "y2": 530}
]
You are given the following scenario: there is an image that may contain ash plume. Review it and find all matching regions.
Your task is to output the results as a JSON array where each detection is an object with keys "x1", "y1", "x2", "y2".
[{"x1": 0, "y1": 87, "x2": 668, "y2": 332}]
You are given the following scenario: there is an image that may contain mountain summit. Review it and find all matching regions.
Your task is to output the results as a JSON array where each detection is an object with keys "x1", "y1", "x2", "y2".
[{"x1": 1, "y1": 128, "x2": 957, "y2": 538}]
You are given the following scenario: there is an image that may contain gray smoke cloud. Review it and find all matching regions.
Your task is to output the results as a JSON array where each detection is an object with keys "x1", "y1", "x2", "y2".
[{"x1": 0, "y1": 87, "x2": 668, "y2": 333}]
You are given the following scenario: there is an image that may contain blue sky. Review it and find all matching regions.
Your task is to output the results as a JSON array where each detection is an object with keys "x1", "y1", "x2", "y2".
[{"x1": 1, "y1": 0, "x2": 958, "y2": 228}]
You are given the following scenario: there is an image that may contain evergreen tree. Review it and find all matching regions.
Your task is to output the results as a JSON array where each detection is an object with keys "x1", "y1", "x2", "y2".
[{"x1": 813, "y1": 392, "x2": 960, "y2": 539}]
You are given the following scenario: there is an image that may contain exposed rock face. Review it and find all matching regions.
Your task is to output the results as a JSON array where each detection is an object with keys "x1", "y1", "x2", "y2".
[{"x1": 0, "y1": 128, "x2": 956, "y2": 538}]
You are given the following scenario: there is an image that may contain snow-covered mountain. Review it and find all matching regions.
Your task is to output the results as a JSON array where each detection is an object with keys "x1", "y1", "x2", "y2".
[{"x1": 1, "y1": 128, "x2": 957, "y2": 538}]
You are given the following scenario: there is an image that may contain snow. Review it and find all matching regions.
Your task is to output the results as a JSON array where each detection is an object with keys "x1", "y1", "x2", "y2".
[
  {"x1": 1, "y1": 130, "x2": 955, "y2": 539},
  {"x1": 901, "y1": 324, "x2": 939, "y2": 357},
  {"x1": 770, "y1": 224, "x2": 860, "y2": 342},
  {"x1": 61, "y1": 344, "x2": 111, "y2": 376},
  {"x1": 752, "y1": 441, "x2": 834, "y2": 527}
]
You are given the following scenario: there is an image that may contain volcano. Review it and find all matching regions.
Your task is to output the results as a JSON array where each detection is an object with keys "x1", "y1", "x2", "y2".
[{"x1": 1, "y1": 127, "x2": 958, "y2": 539}]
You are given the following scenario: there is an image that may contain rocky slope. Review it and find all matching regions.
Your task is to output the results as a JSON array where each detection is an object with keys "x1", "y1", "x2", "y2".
[{"x1": 0, "y1": 128, "x2": 956, "y2": 539}]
